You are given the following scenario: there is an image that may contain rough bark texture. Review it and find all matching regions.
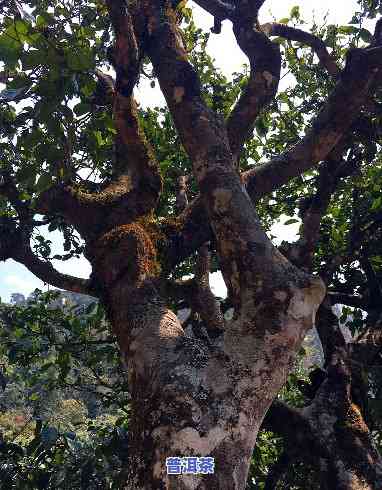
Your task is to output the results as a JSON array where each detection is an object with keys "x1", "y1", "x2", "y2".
[{"x1": 2, "y1": 1, "x2": 382, "y2": 489}]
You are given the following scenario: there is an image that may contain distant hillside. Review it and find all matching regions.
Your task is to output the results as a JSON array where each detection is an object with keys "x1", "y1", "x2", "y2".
[{"x1": 8, "y1": 290, "x2": 96, "y2": 314}]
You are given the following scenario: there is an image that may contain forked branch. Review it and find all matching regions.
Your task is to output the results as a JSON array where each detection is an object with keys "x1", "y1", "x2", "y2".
[
  {"x1": 104, "y1": 0, "x2": 162, "y2": 204},
  {"x1": 243, "y1": 46, "x2": 382, "y2": 202}
]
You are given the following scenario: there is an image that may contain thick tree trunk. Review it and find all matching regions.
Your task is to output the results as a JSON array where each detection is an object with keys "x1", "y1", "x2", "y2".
[
  {"x1": 113, "y1": 297, "x2": 323, "y2": 490},
  {"x1": 306, "y1": 359, "x2": 382, "y2": 490},
  {"x1": 1, "y1": 0, "x2": 382, "y2": 489},
  {"x1": 263, "y1": 299, "x2": 382, "y2": 490},
  {"x1": 263, "y1": 398, "x2": 382, "y2": 490},
  {"x1": 87, "y1": 223, "x2": 325, "y2": 489}
]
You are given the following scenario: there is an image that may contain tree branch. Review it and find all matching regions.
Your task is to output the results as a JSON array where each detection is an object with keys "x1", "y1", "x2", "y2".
[
  {"x1": 262, "y1": 400, "x2": 329, "y2": 463},
  {"x1": 172, "y1": 176, "x2": 223, "y2": 330},
  {"x1": 261, "y1": 23, "x2": 340, "y2": 76},
  {"x1": 175, "y1": 174, "x2": 189, "y2": 215},
  {"x1": 13, "y1": 245, "x2": 93, "y2": 296},
  {"x1": 192, "y1": 0, "x2": 234, "y2": 21},
  {"x1": 163, "y1": 46, "x2": 382, "y2": 272},
  {"x1": 264, "y1": 354, "x2": 382, "y2": 487},
  {"x1": 227, "y1": 21, "x2": 281, "y2": 165},
  {"x1": 141, "y1": 3, "x2": 286, "y2": 309},
  {"x1": 243, "y1": 47, "x2": 382, "y2": 201},
  {"x1": 360, "y1": 256, "x2": 382, "y2": 305},
  {"x1": 161, "y1": 196, "x2": 213, "y2": 273},
  {"x1": 287, "y1": 140, "x2": 358, "y2": 271},
  {"x1": 104, "y1": 0, "x2": 162, "y2": 206},
  {"x1": 327, "y1": 291, "x2": 368, "y2": 309},
  {"x1": 139, "y1": 23, "x2": 327, "y2": 429},
  {"x1": 193, "y1": 242, "x2": 224, "y2": 332},
  {"x1": 0, "y1": 219, "x2": 93, "y2": 296},
  {"x1": 316, "y1": 296, "x2": 347, "y2": 368}
]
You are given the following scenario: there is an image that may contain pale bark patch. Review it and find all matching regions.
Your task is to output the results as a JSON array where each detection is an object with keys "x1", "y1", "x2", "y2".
[
  {"x1": 237, "y1": 411, "x2": 252, "y2": 441},
  {"x1": 318, "y1": 413, "x2": 337, "y2": 438},
  {"x1": 237, "y1": 376, "x2": 256, "y2": 392},
  {"x1": 169, "y1": 426, "x2": 227, "y2": 454},
  {"x1": 287, "y1": 277, "x2": 325, "y2": 322},
  {"x1": 212, "y1": 188, "x2": 233, "y2": 214},
  {"x1": 172, "y1": 475, "x2": 200, "y2": 490},
  {"x1": 287, "y1": 289, "x2": 315, "y2": 321},
  {"x1": 174, "y1": 29, "x2": 186, "y2": 52},
  {"x1": 153, "y1": 461, "x2": 162, "y2": 479},
  {"x1": 231, "y1": 261, "x2": 240, "y2": 295},
  {"x1": 219, "y1": 235, "x2": 235, "y2": 257},
  {"x1": 262, "y1": 70, "x2": 274, "y2": 87}
]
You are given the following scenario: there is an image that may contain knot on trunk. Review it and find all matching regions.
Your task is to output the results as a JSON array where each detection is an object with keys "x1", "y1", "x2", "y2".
[{"x1": 91, "y1": 223, "x2": 159, "y2": 287}]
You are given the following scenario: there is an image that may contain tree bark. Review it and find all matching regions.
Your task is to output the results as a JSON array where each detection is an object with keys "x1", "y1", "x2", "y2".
[
  {"x1": 83, "y1": 219, "x2": 325, "y2": 489},
  {"x1": 2, "y1": 1, "x2": 382, "y2": 489},
  {"x1": 262, "y1": 301, "x2": 382, "y2": 490}
]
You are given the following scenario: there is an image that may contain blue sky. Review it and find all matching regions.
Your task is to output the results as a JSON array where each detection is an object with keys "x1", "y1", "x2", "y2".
[{"x1": 0, "y1": 0, "x2": 366, "y2": 302}]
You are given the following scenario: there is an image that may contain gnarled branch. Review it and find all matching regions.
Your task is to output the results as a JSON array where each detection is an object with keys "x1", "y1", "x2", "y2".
[
  {"x1": 15, "y1": 246, "x2": 93, "y2": 296},
  {"x1": 243, "y1": 46, "x2": 382, "y2": 202},
  {"x1": 261, "y1": 22, "x2": 340, "y2": 76},
  {"x1": 227, "y1": 21, "x2": 281, "y2": 166},
  {"x1": 105, "y1": 0, "x2": 162, "y2": 202},
  {"x1": 0, "y1": 219, "x2": 93, "y2": 296}
]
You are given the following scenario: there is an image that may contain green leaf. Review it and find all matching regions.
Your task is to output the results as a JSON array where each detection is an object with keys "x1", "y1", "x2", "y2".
[
  {"x1": 36, "y1": 172, "x2": 53, "y2": 192},
  {"x1": 67, "y1": 48, "x2": 93, "y2": 71},
  {"x1": 338, "y1": 25, "x2": 359, "y2": 35},
  {"x1": 22, "y1": 50, "x2": 45, "y2": 70},
  {"x1": 36, "y1": 13, "x2": 54, "y2": 28},
  {"x1": 371, "y1": 196, "x2": 382, "y2": 211},
  {"x1": 73, "y1": 102, "x2": 91, "y2": 116},
  {"x1": 290, "y1": 6, "x2": 300, "y2": 19},
  {"x1": 359, "y1": 28, "x2": 372, "y2": 43},
  {"x1": 255, "y1": 116, "x2": 269, "y2": 137},
  {"x1": 94, "y1": 130, "x2": 104, "y2": 146},
  {"x1": 0, "y1": 35, "x2": 21, "y2": 66},
  {"x1": 284, "y1": 218, "x2": 299, "y2": 225},
  {"x1": 15, "y1": 20, "x2": 30, "y2": 36}
]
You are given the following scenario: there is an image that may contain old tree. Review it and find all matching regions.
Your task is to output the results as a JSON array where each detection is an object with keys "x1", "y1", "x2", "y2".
[{"x1": 1, "y1": 0, "x2": 382, "y2": 487}]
